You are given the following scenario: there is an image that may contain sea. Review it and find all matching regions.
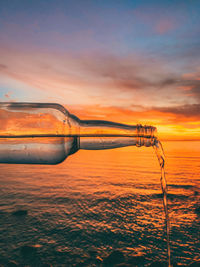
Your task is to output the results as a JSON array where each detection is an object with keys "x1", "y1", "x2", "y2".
[{"x1": 0, "y1": 141, "x2": 199, "y2": 266}]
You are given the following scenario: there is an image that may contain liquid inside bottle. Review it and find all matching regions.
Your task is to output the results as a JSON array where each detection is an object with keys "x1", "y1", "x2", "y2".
[{"x1": 154, "y1": 140, "x2": 171, "y2": 267}]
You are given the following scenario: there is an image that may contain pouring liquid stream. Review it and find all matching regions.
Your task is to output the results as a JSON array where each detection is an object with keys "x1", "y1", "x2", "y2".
[{"x1": 153, "y1": 139, "x2": 171, "y2": 267}]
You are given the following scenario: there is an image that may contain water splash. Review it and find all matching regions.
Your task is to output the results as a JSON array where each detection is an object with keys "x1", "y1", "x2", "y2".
[{"x1": 153, "y1": 139, "x2": 171, "y2": 267}]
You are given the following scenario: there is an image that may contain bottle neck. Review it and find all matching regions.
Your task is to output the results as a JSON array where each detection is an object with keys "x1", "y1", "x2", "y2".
[
  {"x1": 78, "y1": 120, "x2": 157, "y2": 149},
  {"x1": 135, "y1": 124, "x2": 157, "y2": 147}
]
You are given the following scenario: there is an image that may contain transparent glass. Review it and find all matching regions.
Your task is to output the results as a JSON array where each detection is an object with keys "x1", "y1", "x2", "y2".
[{"x1": 0, "y1": 102, "x2": 157, "y2": 164}]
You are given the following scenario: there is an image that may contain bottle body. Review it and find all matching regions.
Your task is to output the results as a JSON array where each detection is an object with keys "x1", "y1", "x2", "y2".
[
  {"x1": 0, "y1": 103, "x2": 79, "y2": 164},
  {"x1": 0, "y1": 102, "x2": 157, "y2": 164}
]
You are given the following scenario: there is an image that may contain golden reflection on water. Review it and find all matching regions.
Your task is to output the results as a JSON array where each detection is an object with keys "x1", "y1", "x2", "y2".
[
  {"x1": 0, "y1": 141, "x2": 199, "y2": 199},
  {"x1": 0, "y1": 141, "x2": 199, "y2": 265}
]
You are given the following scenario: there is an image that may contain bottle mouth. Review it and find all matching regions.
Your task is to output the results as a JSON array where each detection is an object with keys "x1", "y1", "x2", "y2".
[{"x1": 136, "y1": 124, "x2": 157, "y2": 147}]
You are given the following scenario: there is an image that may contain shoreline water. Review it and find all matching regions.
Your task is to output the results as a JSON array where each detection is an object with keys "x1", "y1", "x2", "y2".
[{"x1": 0, "y1": 141, "x2": 199, "y2": 266}]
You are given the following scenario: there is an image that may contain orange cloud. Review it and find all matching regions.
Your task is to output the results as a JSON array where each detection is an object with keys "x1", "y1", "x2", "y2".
[
  {"x1": 0, "y1": 46, "x2": 199, "y2": 141},
  {"x1": 1, "y1": 46, "x2": 200, "y2": 107},
  {"x1": 132, "y1": 6, "x2": 178, "y2": 35},
  {"x1": 155, "y1": 20, "x2": 175, "y2": 34}
]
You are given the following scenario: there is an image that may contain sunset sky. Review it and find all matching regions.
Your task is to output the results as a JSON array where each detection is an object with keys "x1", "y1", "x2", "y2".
[{"x1": 0, "y1": 0, "x2": 200, "y2": 140}]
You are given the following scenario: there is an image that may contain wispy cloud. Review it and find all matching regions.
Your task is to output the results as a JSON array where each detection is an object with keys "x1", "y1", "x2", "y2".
[{"x1": 0, "y1": 46, "x2": 199, "y2": 107}]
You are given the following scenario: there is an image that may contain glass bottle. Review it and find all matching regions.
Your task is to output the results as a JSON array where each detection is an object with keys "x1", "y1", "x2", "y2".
[{"x1": 0, "y1": 102, "x2": 157, "y2": 164}]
